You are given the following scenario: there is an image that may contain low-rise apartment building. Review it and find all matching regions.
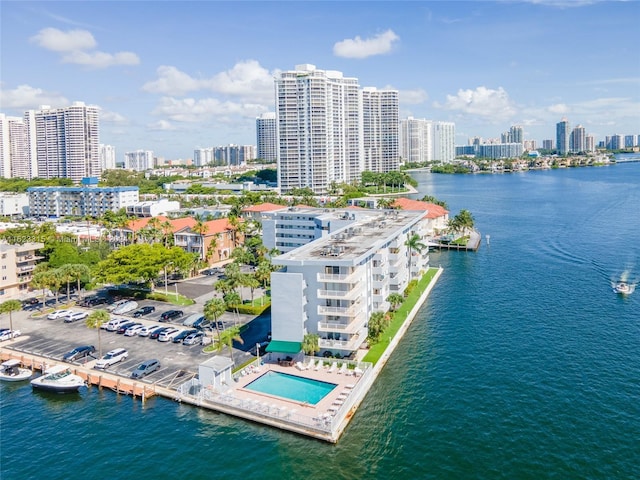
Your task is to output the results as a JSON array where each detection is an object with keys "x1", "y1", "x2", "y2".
[
  {"x1": 28, "y1": 185, "x2": 139, "y2": 217},
  {"x1": 270, "y1": 209, "x2": 429, "y2": 357},
  {"x1": 0, "y1": 242, "x2": 44, "y2": 299}
]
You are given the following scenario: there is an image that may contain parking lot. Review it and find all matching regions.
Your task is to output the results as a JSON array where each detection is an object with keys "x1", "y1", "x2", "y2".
[{"x1": 3, "y1": 281, "x2": 271, "y2": 390}]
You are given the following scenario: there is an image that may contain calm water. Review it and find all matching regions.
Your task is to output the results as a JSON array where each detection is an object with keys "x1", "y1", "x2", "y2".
[{"x1": 2, "y1": 160, "x2": 639, "y2": 479}]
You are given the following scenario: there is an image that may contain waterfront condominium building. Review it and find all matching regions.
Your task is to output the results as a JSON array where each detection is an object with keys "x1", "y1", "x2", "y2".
[
  {"x1": 28, "y1": 102, "x2": 100, "y2": 182},
  {"x1": 556, "y1": 118, "x2": 570, "y2": 155},
  {"x1": 99, "y1": 144, "x2": 117, "y2": 171},
  {"x1": 399, "y1": 117, "x2": 433, "y2": 164},
  {"x1": 275, "y1": 64, "x2": 399, "y2": 194},
  {"x1": 361, "y1": 87, "x2": 399, "y2": 173},
  {"x1": 27, "y1": 183, "x2": 139, "y2": 218},
  {"x1": 542, "y1": 139, "x2": 554, "y2": 150},
  {"x1": 432, "y1": 121, "x2": 456, "y2": 162},
  {"x1": 501, "y1": 125, "x2": 523, "y2": 144},
  {"x1": 0, "y1": 114, "x2": 37, "y2": 180},
  {"x1": 125, "y1": 150, "x2": 154, "y2": 171},
  {"x1": 256, "y1": 112, "x2": 277, "y2": 162},
  {"x1": 570, "y1": 125, "x2": 586, "y2": 153},
  {"x1": 270, "y1": 208, "x2": 431, "y2": 357}
]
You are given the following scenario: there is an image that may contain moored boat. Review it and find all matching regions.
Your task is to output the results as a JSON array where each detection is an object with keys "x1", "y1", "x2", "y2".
[
  {"x1": 30, "y1": 365, "x2": 85, "y2": 393},
  {"x1": 0, "y1": 359, "x2": 32, "y2": 382}
]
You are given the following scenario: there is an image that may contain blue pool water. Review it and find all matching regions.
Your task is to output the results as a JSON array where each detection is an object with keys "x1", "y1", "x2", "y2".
[{"x1": 245, "y1": 371, "x2": 336, "y2": 404}]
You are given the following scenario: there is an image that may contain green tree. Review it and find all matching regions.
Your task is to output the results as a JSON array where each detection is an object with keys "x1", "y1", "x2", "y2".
[
  {"x1": 31, "y1": 270, "x2": 55, "y2": 307},
  {"x1": 0, "y1": 299, "x2": 22, "y2": 339},
  {"x1": 405, "y1": 233, "x2": 427, "y2": 271},
  {"x1": 420, "y1": 195, "x2": 449, "y2": 209},
  {"x1": 302, "y1": 333, "x2": 320, "y2": 356},
  {"x1": 223, "y1": 290, "x2": 242, "y2": 324},
  {"x1": 217, "y1": 325, "x2": 243, "y2": 364},
  {"x1": 94, "y1": 243, "x2": 170, "y2": 289},
  {"x1": 204, "y1": 298, "x2": 227, "y2": 347},
  {"x1": 367, "y1": 311, "x2": 386, "y2": 343},
  {"x1": 386, "y1": 293, "x2": 404, "y2": 311},
  {"x1": 449, "y1": 209, "x2": 475, "y2": 234},
  {"x1": 86, "y1": 309, "x2": 110, "y2": 357}
]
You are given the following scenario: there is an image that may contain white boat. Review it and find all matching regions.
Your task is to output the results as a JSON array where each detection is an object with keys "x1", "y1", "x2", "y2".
[
  {"x1": 30, "y1": 365, "x2": 85, "y2": 393},
  {"x1": 0, "y1": 359, "x2": 32, "y2": 382},
  {"x1": 613, "y1": 282, "x2": 634, "y2": 295}
]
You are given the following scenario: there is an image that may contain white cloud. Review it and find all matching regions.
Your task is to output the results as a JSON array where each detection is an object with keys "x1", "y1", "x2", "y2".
[
  {"x1": 0, "y1": 84, "x2": 68, "y2": 109},
  {"x1": 29, "y1": 27, "x2": 139, "y2": 68},
  {"x1": 438, "y1": 86, "x2": 516, "y2": 119},
  {"x1": 143, "y1": 61, "x2": 276, "y2": 102},
  {"x1": 548, "y1": 103, "x2": 569, "y2": 114},
  {"x1": 30, "y1": 27, "x2": 96, "y2": 52},
  {"x1": 333, "y1": 30, "x2": 399, "y2": 59},
  {"x1": 151, "y1": 96, "x2": 266, "y2": 123},
  {"x1": 101, "y1": 110, "x2": 128, "y2": 123},
  {"x1": 61, "y1": 50, "x2": 139, "y2": 68},
  {"x1": 399, "y1": 88, "x2": 429, "y2": 105},
  {"x1": 147, "y1": 120, "x2": 176, "y2": 131}
]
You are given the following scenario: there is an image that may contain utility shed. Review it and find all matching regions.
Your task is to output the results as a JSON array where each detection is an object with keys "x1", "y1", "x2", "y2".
[{"x1": 198, "y1": 356, "x2": 234, "y2": 390}]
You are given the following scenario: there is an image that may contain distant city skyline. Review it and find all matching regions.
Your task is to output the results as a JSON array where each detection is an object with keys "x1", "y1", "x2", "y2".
[{"x1": 1, "y1": 1, "x2": 638, "y2": 160}]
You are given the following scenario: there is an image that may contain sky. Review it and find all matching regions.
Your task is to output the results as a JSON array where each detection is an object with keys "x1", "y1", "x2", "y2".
[{"x1": 1, "y1": 1, "x2": 639, "y2": 160}]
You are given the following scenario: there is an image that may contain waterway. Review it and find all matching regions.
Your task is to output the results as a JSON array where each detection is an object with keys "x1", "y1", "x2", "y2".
[{"x1": 2, "y1": 159, "x2": 639, "y2": 479}]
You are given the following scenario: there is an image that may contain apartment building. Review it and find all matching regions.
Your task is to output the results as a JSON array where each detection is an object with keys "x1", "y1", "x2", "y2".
[
  {"x1": 0, "y1": 193, "x2": 29, "y2": 217},
  {"x1": 256, "y1": 112, "x2": 277, "y2": 162},
  {"x1": 270, "y1": 209, "x2": 429, "y2": 357},
  {"x1": 174, "y1": 218, "x2": 240, "y2": 265},
  {"x1": 0, "y1": 242, "x2": 44, "y2": 299}
]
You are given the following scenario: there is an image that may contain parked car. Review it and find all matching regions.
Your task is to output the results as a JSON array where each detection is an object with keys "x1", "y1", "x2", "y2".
[
  {"x1": 24, "y1": 297, "x2": 40, "y2": 305},
  {"x1": 80, "y1": 296, "x2": 109, "y2": 307},
  {"x1": 104, "y1": 318, "x2": 131, "y2": 332},
  {"x1": 93, "y1": 348, "x2": 128, "y2": 369},
  {"x1": 116, "y1": 321, "x2": 139, "y2": 334},
  {"x1": 157, "y1": 328, "x2": 180, "y2": 342},
  {"x1": 172, "y1": 329, "x2": 197, "y2": 343},
  {"x1": 47, "y1": 309, "x2": 73, "y2": 320},
  {"x1": 149, "y1": 327, "x2": 171, "y2": 340},
  {"x1": 132, "y1": 305, "x2": 155, "y2": 318},
  {"x1": 113, "y1": 301, "x2": 139, "y2": 315},
  {"x1": 183, "y1": 331, "x2": 205, "y2": 346},
  {"x1": 202, "y1": 268, "x2": 219, "y2": 276},
  {"x1": 160, "y1": 310, "x2": 183, "y2": 322},
  {"x1": 193, "y1": 318, "x2": 211, "y2": 330},
  {"x1": 63, "y1": 311, "x2": 89, "y2": 323},
  {"x1": 0, "y1": 329, "x2": 21, "y2": 341},
  {"x1": 130, "y1": 359, "x2": 161, "y2": 379},
  {"x1": 63, "y1": 345, "x2": 96, "y2": 361},
  {"x1": 107, "y1": 299, "x2": 131, "y2": 312},
  {"x1": 138, "y1": 325, "x2": 162, "y2": 337},
  {"x1": 123, "y1": 324, "x2": 145, "y2": 336},
  {"x1": 182, "y1": 313, "x2": 204, "y2": 327}
]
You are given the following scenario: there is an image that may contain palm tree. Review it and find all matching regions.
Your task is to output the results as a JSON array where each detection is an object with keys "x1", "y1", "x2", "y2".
[
  {"x1": 0, "y1": 299, "x2": 22, "y2": 339},
  {"x1": 69, "y1": 264, "x2": 91, "y2": 299},
  {"x1": 217, "y1": 325, "x2": 243, "y2": 364},
  {"x1": 386, "y1": 293, "x2": 404, "y2": 311},
  {"x1": 302, "y1": 333, "x2": 320, "y2": 356},
  {"x1": 204, "y1": 298, "x2": 227, "y2": 348},
  {"x1": 30, "y1": 270, "x2": 54, "y2": 307},
  {"x1": 57, "y1": 265, "x2": 78, "y2": 302},
  {"x1": 376, "y1": 197, "x2": 394, "y2": 209},
  {"x1": 192, "y1": 218, "x2": 208, "y2": 261},
  {"x1": 86, "y1": 309, "x2": 110, "y2": 357},
  {"x1": 405, "y1": 233, "x2": 427, "y2": 272},
  {"x1": 223, "y1": 291, "x2": 242, "y2": 325},
  {"x1": 161, "y1": 220, "x2": 174, "y2": 247}
]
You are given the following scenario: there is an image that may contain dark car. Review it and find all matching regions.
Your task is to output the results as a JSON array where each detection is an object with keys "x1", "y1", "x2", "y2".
[
  {"x1": 193, "y1": 317, "x2": 211, "y2": 330},
  {"x1": 202, "y1": 268, "x2": 219, "y2": 276},
  {"x1": 63, "y1": 345, "x2": 96, "y2": 362},
  {"x1": 116, "y1": 322, "x2": 140, "y2": 334},
  {"x1": 149, "y1": 327, "x2": 170, "y2": 340},
  {"x1": 132, "y1": 305, "x2": 156, "y2": 318},
  {"x1": 79, "y1": 296, "x2": 108, "y2": 307},
  {"x1": 130, "y1": 359, "x2": 161, "y2": 379},
  {"x1": 172, "y1": 329, "x2": 197, "y2": 344},
  {"x1": 160, "y1": 310, "x2": 183, "y2": 322}
]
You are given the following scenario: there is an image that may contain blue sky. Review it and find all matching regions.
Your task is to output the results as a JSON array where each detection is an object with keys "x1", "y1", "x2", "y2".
[{"x1": 1, "y1": 1, "x2": 639, "y2": 160}]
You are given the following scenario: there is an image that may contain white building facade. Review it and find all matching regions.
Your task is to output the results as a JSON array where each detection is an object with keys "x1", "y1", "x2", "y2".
[
  {"x1": 125, "y1": 150, "x2": 154, "y2": 171},
  {"x1": 256, "y1": 112, "x2": 277, "y2": 162},
  {"x1": 362, "y1": 87, "x2": 399, "y2": 173},
  {"x1": 99, "y1": 144, "x2": 117, "y2": 170},
  {"x1": 0, "y1": 193, "x2": 29, "y2": 217},
  {"x1": 193, "y1": 148, "x2": 214, "y2": 167},
  {"x1": 28, "y1": 185, "x2": 139, "y2": 217},
  {"x1": 270, "y1": 209, "x2": 430, "y2": 357}
]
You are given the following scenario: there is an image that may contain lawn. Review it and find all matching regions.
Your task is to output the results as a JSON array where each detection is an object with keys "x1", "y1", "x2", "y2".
[{"x1": 362, "y1": 268, "x2": 439, "y2": 365}]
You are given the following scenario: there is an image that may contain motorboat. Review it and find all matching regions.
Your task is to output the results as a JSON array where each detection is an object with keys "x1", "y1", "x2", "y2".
[
  {"x1": 613, "y1": 282, "x2": 634, "y2": 295},
  {"x1": 30, "y1": 365, "x2": 85, "y2": 393},
  {"x1": 0, "y1": 359, "x2": 32, "y2": 382}
]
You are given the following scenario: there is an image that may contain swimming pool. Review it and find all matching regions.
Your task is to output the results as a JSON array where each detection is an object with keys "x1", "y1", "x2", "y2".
[{"x1": 245, "y1": 371, "x2": 336, "y2": 405}]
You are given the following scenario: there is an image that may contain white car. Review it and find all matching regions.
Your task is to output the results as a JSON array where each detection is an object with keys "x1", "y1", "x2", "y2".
[
  {"x1": 138, "y1": 325, "x2": 162, "y2": 337},
  {"x1": 123, "y1": 324, "x2": 144, "y2": 336},
  {"x1": 106, "y1": 299, "x2": 129, "y2": 312},
  {"x1": 104, "y1": 318, "x2": 130, "y2": 332},
  {"x1": 112, "y1": 301, "x2": 139, "y2": 315},
  {"x1": 47, "y1": 309, "x2": 73, "y2": 320},
  {"x1": 0, "y1": 329, "x2": 21, "y2": 341},
  {"x1": 157, "y1": 328, "x2": 180, "y2": 342},
  {"x1": 93, "y1": 348, "x2": 128, "y2": 369},
  {"x1": 64, "y1": 311, "x2": 89, "y2": 323}
]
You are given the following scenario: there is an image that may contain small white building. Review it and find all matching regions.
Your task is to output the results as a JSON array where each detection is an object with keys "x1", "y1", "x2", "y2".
[
  {"x1": 126, "y1": 198, "x2": 181, "y2": 217},
  {"x1": 0, "y1": 193, "x2": 29, "y2": 217},
  {"x1": 198, "y1": 356, "x2": 234, "y2": 391}
]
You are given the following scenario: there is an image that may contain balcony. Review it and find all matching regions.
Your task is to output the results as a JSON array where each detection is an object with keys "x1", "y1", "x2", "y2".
[
  {"x1": 318, "y1": 335, "x2": 363, "y2": 352},
  {"x1": 318, "y1": 315, "x2": 366, "y2": 335},
  {"x1": 317, "y1": 269, "x2": 361, "y2": 283},
  {"x1": 318, "y1": 302, "x2": 361, "y2": 317},
  {"x1": 317, "y1": 283, "x2": 363, "y2": 300}
]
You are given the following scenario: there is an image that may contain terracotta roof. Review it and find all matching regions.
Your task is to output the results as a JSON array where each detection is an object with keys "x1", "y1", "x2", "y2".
[
  {"x1": 242, "y1": 203, "x2": 287, "y2": 213},
  {"x1": 126, "y1": 215, "x2": 197, "y2": 233},
  {"x1": 391, "y1": 197, "x2": 448, "y2": 218},
  {"x1": 174, "y1": 218, "x2": 235, "y2": 236},
  {"x1": 126, "y1": 215, "x2": 169, "y2": 232}
]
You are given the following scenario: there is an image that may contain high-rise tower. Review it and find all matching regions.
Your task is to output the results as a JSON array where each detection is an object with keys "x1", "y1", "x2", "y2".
[
  {"x1": 256, "y1": 112, "x2": 277, "y2": 163},
  {"x1": 556, "y1": 118, "x2": 570, "y2": 155}
]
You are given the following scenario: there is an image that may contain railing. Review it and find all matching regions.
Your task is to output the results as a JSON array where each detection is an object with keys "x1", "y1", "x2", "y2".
[
  {"x1": 317, "y1": 284, "x2": 363, "y2": 300},
  {"x1": 316, "y1": 270, "x2": 361, "y2": 283},
  {"x1": 317, "y1": 303, "x2": 361, "y2": 316}
]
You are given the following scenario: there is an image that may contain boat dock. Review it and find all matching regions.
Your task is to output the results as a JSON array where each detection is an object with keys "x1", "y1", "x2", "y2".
[{"x1": 430, "y1": 230, "x2": 481, "y2": 251}]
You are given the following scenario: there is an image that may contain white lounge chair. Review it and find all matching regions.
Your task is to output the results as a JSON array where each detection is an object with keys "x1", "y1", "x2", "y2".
[
  {"x1": 306, "y1": 357, "x2": 315, "y2": 369},
  {"x1": 314, "y1": 360, "x2": 324, "y2": 371},
  {"x1": 328, "y1": 362, "x2": 337, "y2": 373},
  {"x1": 295, "y1": 361, "x2": 307, "y2": 370},
  {"x1": 338, "y1": 363, "x2": 347, "y2": 374}
]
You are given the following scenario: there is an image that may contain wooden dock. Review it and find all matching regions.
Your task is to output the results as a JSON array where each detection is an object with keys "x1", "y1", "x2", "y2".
[{"x1": 430, "y1": 230, "x2": 481, "y2": 251}]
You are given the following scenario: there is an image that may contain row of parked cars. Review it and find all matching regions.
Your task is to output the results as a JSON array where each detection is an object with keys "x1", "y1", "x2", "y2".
[
  {"x1": 47, "y1": 309, "x2": 89, "y2": 323},
  {"x1": 101, "y1": 317, "x2": 211, "y2": 346},
  {"x1": 60, "y1": 344, "x2": 160, "y2": 379}
]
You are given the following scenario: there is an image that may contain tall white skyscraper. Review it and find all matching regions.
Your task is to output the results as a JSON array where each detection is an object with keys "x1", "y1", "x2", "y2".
[
  {"x1": 433, "y1": 122, "x2": 456, "y2": 162},
  {"x1": 362, "y1": 87, "x2": 399, "y2": 174},
  {"x1": 99, "y1": 144, "x2": 116, "y2": 171},
  {"x1": 570, "y1": 125, "x2": 586, "y2": 153},
  {"x1": 256, "y1": 112, "x2": 277, "y2": 162},
  {"x1": 556, "y1": 118, "x2": 570, "y2": 155},
  {"x1": 400, "y1": 117, "x2": 433, "y2": 164},
  {"x1": 193, "y1": 147, "x2": 214, "y2": 167},
  {"x1": 125, "y1": 150, "x2": 154, "y2": 171},
  {"x1": 0, "y1": 114, "x2": 38, "y2": 180},
  {"x1": 28, "y1": 102, "x2": 100, "y2": 182},
  {"x1": 275, "y1": 64, "x2": 399, "y2": 194}
]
